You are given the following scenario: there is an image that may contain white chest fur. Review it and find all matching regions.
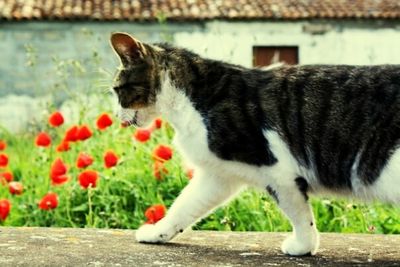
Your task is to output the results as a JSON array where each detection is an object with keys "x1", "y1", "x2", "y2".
[{"x1": 155, "y1": 74, "x2": 210, "y2": 165}]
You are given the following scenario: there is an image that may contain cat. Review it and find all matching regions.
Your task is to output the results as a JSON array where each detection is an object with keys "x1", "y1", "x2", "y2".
[{"x1": 109, "y1": 32, "x2": 400, "y2": 256}]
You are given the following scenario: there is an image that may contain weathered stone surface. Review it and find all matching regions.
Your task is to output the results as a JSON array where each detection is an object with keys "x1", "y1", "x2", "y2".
[{"x1": 0, "y1": 227, "x2": 399, "y2": 266}]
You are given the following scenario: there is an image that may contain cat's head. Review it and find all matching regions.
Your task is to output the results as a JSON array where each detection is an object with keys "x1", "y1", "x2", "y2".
[{"x1": 110, "y1": 32, "x2": 163, "y2": 127}]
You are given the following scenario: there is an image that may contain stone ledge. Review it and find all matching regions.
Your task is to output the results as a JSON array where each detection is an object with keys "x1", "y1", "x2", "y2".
[{"x1": 0, "y1": 227, "x2": 399, "y2": 266}]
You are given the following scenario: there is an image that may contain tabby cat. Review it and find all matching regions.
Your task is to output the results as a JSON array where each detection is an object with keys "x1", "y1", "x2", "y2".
[{"x1": 110, "y1": 32, "x2": 400, "y2": 256}]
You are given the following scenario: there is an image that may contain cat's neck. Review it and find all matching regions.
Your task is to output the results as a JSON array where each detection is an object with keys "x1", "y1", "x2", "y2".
[
  {"x1": 155, "y1": 71, "x2": 204, "y2": 135},
  {"x1": 158, "y1": 49, "x2": 246, "y2": 98}
]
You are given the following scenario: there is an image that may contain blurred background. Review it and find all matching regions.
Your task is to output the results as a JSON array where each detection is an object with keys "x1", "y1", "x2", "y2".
[{"x1": 1, "y1": 0, "x2": 400, "y2": 132}]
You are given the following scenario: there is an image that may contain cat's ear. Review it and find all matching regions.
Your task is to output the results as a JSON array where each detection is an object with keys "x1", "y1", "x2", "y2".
[{"x1": 110, "y1": 32, "x2": 147, "y2": 64}]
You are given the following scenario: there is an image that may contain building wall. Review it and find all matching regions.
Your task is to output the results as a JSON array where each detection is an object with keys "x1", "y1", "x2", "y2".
[
  {"x1": 177, "y1": 20, "x2": 400, "y2": 67},
  {"x1": 1, "y1": 19, "x2": 400, "y2": 132}
]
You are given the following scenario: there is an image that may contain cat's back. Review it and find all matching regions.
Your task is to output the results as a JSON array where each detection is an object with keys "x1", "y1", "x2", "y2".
[
  {"x1": 265, "y1": 64, "x2": 400, "y2": 97},
  {"x1": 262, "y1": 64, "x2": 400, "y2": 198}
]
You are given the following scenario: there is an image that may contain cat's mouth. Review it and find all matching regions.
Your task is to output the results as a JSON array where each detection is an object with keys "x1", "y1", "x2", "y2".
[{"x1": 121, "y1": 110, "x2": 138, "y2": 127}]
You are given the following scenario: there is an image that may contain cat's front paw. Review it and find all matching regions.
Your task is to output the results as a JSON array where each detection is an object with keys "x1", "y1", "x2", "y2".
[
  {"x1": 281, "y1": 234, "x2": 319, "y2": 256},
  {"x1": 135, "y1": 223, "x2": 175, "y2": 244}
]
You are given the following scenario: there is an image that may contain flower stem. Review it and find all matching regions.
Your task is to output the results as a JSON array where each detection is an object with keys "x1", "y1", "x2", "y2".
[
  {"x1": 66, "y1": 186, "x2": 76, "y2": 227},
  {"x1": 88, "y1": 187, "x2": 93, "y2": 227}
]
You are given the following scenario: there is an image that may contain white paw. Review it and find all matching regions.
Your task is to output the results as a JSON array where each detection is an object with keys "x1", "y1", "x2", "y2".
[
  {"x1": 281, "y1": 233, "x2": 319, "y2": 256},
  {"x1": 135, "y1": 223, "x2": 176, "y2": 243}
]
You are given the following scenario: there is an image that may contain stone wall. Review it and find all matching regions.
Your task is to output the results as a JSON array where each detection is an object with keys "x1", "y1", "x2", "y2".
[
  {"x1": 1, "y1": 20, "x2": 400, "y2": 132},
  {"x1": 2, "y1": 227, "x2": 400, "y2": 266}
]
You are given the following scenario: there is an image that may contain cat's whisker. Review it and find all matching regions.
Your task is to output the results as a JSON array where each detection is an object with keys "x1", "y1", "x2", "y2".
[
  {"x1": 101, "y1": 87, "x2": 114, "y2": 95},
  {"x1": 91, "y1": 68, "x2": 114, "y2": 77}
]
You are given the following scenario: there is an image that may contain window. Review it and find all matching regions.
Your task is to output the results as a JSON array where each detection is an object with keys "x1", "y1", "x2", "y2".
[{"x1": 253, "y1": 46, "x2": 299, "y2": 67}]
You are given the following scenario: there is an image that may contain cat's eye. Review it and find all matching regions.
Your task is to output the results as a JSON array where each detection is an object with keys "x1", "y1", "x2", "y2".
[{"x1": 113, "y1": 82, "x2": 143, "y2": 92}]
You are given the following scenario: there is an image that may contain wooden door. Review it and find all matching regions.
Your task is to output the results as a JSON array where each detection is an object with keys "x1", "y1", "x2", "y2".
[{"x1": 253, "y1": 46, "x2": 299, "y2": 67}]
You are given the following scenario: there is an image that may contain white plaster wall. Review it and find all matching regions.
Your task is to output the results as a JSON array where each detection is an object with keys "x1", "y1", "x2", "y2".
[{"x1": 174, "y1": 21, "x2": 400, "y2": 67}]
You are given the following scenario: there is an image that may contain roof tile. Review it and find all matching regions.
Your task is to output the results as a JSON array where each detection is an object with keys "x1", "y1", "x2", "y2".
[{"x1": 1, "y1": 0, "x2": 400, "y2": 21}]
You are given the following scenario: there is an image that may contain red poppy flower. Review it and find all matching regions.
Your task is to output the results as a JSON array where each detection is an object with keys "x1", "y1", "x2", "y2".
[
  {"x1": 64, "y1": 126, "x2": 79, "y2": 142},
  {"x1": 154, "y1": 118, "x2": 162, "y2": 129},
  {"x1": 0, "y1": 171, "x2": 13, "y2": 183},
  {"x1": 152, "y1": 145, "x2": 173, "y2": 162},
  {"x1": 186, "y1": 168, "x2": 194, "y2": 180},
  {"x1": 0, "y1": 140, "x2": 6, "y2": 150},
  {"x1": 133, "y1": 128, "x2": 151, "y2": 143},
  {"x1": 77, "y1": 125, "x2": 92, "y2": 141},
  {"x1": 50, "y1": 158, "x2": 68, "y2": 185},
  {"x1": 76, "y1": 152, "x2": 93, "y2": 168},
  {"x1": 104, "y1": 150, "x2": 118, "y2": 168},
  {"x1": 153, "y1": 161, "x2": 168, "y2": 180},
  {"x1": 144, "y1": 204, "x2": 166, "y2": 224},
  {"x1": 52, "y1": 175, "x2": 69, "y2": 185},
  {"x1": 50, "y1": 158, "x2": 67, "y2": 177},
  {"x1": 48, "y1": 111, "x2": 64, "y2": 127},
  {"x1": 96, "y1": 113, "x2": 113, "y2": 130},
  {"x1": 9, "y1": 181, "x2": 23, "y2": 195},
  {"x1": 0, "y1": 153, "x2": 8, "y2": 168},
  {"x1": 78, "y1": 170, "x2": 99, "y2": 189},
  {"x1": 38, "y1": 193, "x2": 58, "y2": 210},
  {"x1": 0, "y1": 199, "x2": 11, "y2": 221},
  {"x1": 149, "y1": 118, "x2": 163, "y2": 131},
  {"x1": 35, "y1": 132, "x2": 51, "y2": 147},
  {"x1": 56, "y1": 140, "x2": 70, "y2": 152}
]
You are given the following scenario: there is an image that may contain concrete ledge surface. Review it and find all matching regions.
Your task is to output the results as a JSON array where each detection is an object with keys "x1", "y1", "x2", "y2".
[{"x1": 0, "y1": 227, "x2": 399, "y2": 266}]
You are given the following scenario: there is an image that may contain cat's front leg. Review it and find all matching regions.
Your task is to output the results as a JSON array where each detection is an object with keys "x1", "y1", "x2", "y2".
[
  {"x1": 267, "y1": 177, "x2": 319, "y2": 256},
  {"x1": 136, "y1": 170, "x2": 243, "y2": 243}
]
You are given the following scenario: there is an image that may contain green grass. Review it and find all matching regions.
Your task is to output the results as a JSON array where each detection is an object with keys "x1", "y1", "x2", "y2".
[{"x1": 1, "y1": 112, "x2": 400, "y2": 234}]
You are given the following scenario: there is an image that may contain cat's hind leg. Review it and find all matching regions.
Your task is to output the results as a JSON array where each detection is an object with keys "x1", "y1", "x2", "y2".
[
  {"x1": 136, "y1": 170, "x2": 243, "y2": 243},
  {"x1": 267, "y1": 177, "x2": 319, "y2": 256},
  {"x1": 263, "y1": 130, "x2": 319, "y2": 255}
]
